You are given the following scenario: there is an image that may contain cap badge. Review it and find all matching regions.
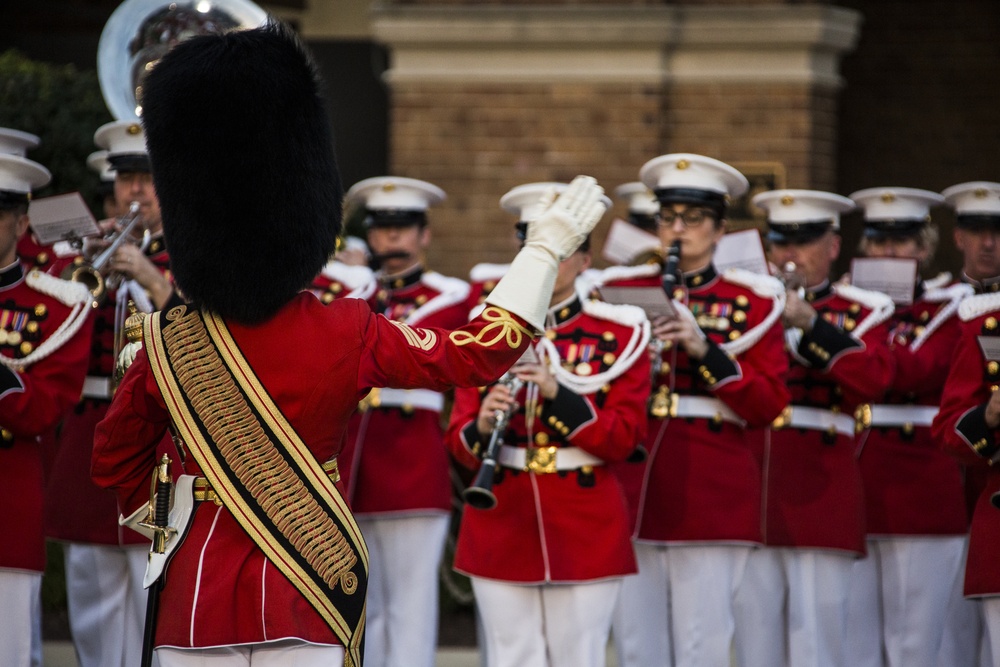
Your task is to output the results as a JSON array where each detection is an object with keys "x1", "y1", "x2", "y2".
[
  {"x1": 381, "y1": 182, "x2": 396, "y2": 192},
  {"x1": 781, "y1": 195, "x2": 794, "y2": 206},
  {"x1": 881, "y1": 192, "x2": 896, "y2": 203},
  {"x1": 127, "y1": 123, "x2": 141, "y2": 135},
  {"x1": 676, "y1": 159, "x2": 689, "y2": 170},
  {"x1": 976, "y1": 188, "x2": 988, "y2": 198}
]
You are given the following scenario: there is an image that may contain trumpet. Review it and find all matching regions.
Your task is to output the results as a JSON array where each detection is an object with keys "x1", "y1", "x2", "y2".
[
  {"x1": 63, "y1": 201, "x2": 149, "y2": 305},
  {"x1": 462, "y1": 373, "x2": 525, "y2": 510},
  {"x1": 779, "y1": 261, "x2": 805, "y2": 298}
]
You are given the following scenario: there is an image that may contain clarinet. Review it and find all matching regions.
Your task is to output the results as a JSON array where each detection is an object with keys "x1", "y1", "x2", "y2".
[
  {"x1": 661, "y1": 239, "x2": 682, "y2": 296},
  {"x1": 462, "y1": 373, "x2": 525, "y2": 510},
  {"x1": 648, "y1": 240, "x2": 682, "y2": 419}
]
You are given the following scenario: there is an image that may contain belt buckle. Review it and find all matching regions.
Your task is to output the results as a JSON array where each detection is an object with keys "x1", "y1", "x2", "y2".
[
  {"x1": 358, "y1": 387, "x2": 381, "y2": 412},
  {"x1": 854, "y1": 403, "x2": 872, "y2": 433},
  {"x1": 526, "y1": 446, "x2": 558, "y2": 474},
  {"x1": 772, "y1": 405, "x2": 792, "y2": 430}
]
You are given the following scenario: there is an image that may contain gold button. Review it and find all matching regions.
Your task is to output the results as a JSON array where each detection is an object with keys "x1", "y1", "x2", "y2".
[
  {"x1": 691, "y1": 275, "x2": 703, "y2": 286},
  {"x1": 559, "y1": 307, "x2": 570, "y2": 319},
  {"x1": 844, "y1": 319, "x2": 856, "y2": 331},
  {"x1": 849, "y1": 304, "x2": 861, "y2": 314},
  {"x1": 728, "y1": 331, "x2": 740, "y2": 340},
  {"x1": 330, "y1": 283, "x2": 343, "y2": 294},
  {"x1": 660, "y1": 362, "x2": 671, "y2": 374},
  {"x1": 602, "y1": 331, "x2": 615, "y2": 341},
  {"x1": 733, "y1": 311, "x2": 746, "y2": 324},
  {"x1": 484, "y1": 281, "x2": 496, "y2": 291},
  {"x1": 393, "y1": 278, "x2": 404, "y2": 289},
  {"x1": 37, "y1": 252, "x2": 48, "y2": 264},
  {"x1": 20, "y1": 341, "x2": 33, "y2": 355},
  {"x1": 535, "y1": 432, "x2": 549, "y2": 446},
  {"x1": 415, "y1": 295, "x2": 428, "y2": 306},
  {"x1": 603, "y1": 353, "x2": 616, "y2": 365},
  {"x1": 545, "y1": 330, "x2": 557, "y2": 340},
  {"x1": 987, "y1": 317, "x2": 998, "y2": 331},
  {"x1": 34, "y1": 304, "x2": 47, "y2": 317},
  {"x1": 735, "y1": 295, "x2": 749, "y2": 307},
  {"x1": 989, "y1": 361, "x2": 999, "y2": 376},
  {"x1": 25, "y1": 322, "x2": 38, "y2": 334},
  {"x1": 321, "y1": 293, "x2": 334, "y2": 304}
]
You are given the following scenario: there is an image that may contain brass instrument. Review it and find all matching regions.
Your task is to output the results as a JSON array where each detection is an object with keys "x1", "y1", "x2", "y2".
[
  {"x1": 463, "y1": 373, "x2": 525, "y2": 510},
  {"x1": 780, "y1": 260, "x2": 805, "y2": 298},
  {"x1": 63, "y1": 202, "x2": 147, "y2": 305},
  {"x1": 98, "y1": 0, "x2": 267, "y2": 121}
]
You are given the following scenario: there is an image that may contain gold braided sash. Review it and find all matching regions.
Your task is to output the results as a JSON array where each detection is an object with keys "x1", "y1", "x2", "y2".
[{"x1": 144, "y1": 305, "x2": 367, "y2": 666}]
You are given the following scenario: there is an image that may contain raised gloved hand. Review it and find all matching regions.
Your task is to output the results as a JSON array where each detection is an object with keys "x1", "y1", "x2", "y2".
[
  {"x1": 525, "y1": 176, "x2": 608, "y2": 261},
  {"x1": 485, "y1": 175, "x2": 608, "y2": 333}
]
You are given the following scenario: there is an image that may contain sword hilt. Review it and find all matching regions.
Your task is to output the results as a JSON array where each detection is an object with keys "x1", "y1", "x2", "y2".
[{"x1": 138, "y1": 454, "x2": 176, "y2": 554}]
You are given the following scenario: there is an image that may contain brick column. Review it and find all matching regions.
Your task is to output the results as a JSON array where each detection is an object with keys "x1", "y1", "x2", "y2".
[{"x1": 371, "y1": 4, "x2": 861, "y2": 276}]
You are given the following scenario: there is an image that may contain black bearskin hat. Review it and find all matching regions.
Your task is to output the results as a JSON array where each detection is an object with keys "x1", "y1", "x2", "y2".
[{"x1": 141, "y1": 21, "x2": 341, "y2": 324}]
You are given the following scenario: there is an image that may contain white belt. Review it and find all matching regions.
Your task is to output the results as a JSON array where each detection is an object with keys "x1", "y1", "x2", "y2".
[
  {"x1": 671, "y1": 395, "x2": 746, "y2": 427},
  {"x1": 82, "y1": 376, "x2": 112, "y2": 400},
  {"x1": 859, "y1": 404, "x2": 938, "y2": 429},
  {"x1": 368, "y1": 388, "x2": 444, "y2": 413},
  {"x1": 773, "y1": 405, "x2": 855, "y2": 437},
  {"x1": 498, "y1": 444, "x2": 603, "y2": 474}
]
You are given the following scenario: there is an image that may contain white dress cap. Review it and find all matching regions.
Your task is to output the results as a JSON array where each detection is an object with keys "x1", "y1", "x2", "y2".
[
  {"x1": 345, "y1": 176, "x2": 446, "y2": 212},
  {"x1": 752, "y1": 189, "x2": 855, "y2": 229},
  {"x1": 848, "y1": 187, "x2": 944, "y2": 221},
  {"x1": 639, "y1": 153, "x2": 749, "y2": 200},
  {"x1": 500, "y1": 182, "x2": 611, "y2": 222},
  {"x1": 93, "y1": 120, "x2": 148, "y2": 157},
  {"x1": 941, "y1": 181, "x2": 1000, "y2": 216},
  {"x1": 0, "y1": 128, "x2": 41, "y2": 157},
  {"x1": 501, "y1": 182, "x2": 568, "y2": 222},
  {"x1": 87, "y1": 151, "x2": 115, "y2": 183},
  {"x1": 614, "y1": 182, "x2": 659, "y2": 215},
  {"x1": 0, "y1": 154, "x2": 52, "y2": 195}
]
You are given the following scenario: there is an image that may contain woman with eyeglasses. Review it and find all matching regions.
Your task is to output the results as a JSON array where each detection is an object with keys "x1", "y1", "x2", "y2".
[{"x1": 596, "y1": 154, "x2": 790, "y2": 667}]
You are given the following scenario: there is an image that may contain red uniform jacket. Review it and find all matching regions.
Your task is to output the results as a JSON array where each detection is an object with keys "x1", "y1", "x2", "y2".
[
  {"x1": 765, "y1": 282, "x2": 894, "y2": 555},
  {"x1": 0, "y1": 262, "x2": 91, "y2": 572},
  {"x1": 341, "y1": 266, "x2": 471, "y2": 516},
  {"x1": 932, "y1": 292, "x2": 1000, "y2": 596},
  {"x1": 857, "y1": 281, "x2": 970, "y2": 537},
  {"x1": 448, "y1": 295, "x2": 649, "y2": 583},
  {"x1": 601, "y1": 263, "x2": 790, "y2": 545},
  {"x1": 45, "y1": 237, "x2": 173, "y2": 545},
  {"x1": 92, "y1": 294, "x2": 532, "y2": 648},
  {"x1": 309, "y1": 260, "x2": 376, "y2": 304}
]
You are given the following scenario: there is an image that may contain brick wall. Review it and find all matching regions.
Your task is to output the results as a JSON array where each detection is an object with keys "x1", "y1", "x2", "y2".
[{"x1": 391, "y1": 81, "x2": 666, "y2": 274}]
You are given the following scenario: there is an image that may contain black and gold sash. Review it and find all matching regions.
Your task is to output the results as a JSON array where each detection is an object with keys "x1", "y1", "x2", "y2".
[{"x1": 144, "y1": 304, "x2": 367, "y2": 666}]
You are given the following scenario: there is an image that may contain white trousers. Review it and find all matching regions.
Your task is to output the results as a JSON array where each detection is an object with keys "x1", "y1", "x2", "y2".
[
  {"x1": 627, "y1": 542, "x2": 748, "y2": 667},
  {"x1": 64, "y1": 542, "x2": 149, "y2": 667},
  {"x1": 937, "y1": 536, "x2": 988, "y2": 667},
  {"x1": 983, "y1": 597, "x2": 1000, "y2": 667},
  {"x1": 844, "y1": 546, "x2": 882, "y2": 667},
  {"x1": 0, "y1": 569, "x2": 41, "y2": 667},
  {"x1": 733, "y1": 548, "x2": 853, "y2": 667},
  {"x1": 471, "y1": 577, "x2": 622, "y2": 667},
  {"x1": 357, "y1": 514, "x2": 449, "y2": 667},
  {"x1": 157, "y1": 640, "x2": 345, "y2": 666},
  {"x1": 850, "y1": 536, "x2": 966, "y2": 667},
  {"x1": 611, "y1": 543, "x2": 672, "y2": 667}
]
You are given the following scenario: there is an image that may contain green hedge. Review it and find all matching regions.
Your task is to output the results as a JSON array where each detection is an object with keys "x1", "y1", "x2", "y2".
[{"x1": 0, "y1": 49, "x2": 113, "y2": 210}]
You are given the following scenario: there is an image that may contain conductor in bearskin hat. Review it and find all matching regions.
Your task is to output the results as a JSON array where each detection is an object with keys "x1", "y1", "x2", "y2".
[{"x1": 91, "y1": 20, "x2": 607, "y2": 667}]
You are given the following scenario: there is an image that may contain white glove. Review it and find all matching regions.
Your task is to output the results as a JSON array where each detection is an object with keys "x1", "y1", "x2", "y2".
[
  {"x1": 485, "y1": 175, "x2": 608, "y2": 333},
  {"x1": 526, "y1": 175, "x2": 608, "y2": 261}
]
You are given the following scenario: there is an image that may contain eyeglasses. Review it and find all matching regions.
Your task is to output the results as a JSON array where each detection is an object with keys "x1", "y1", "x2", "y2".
[{"x1": 656, "y1": 208, "x2": 716, "y2": 228}]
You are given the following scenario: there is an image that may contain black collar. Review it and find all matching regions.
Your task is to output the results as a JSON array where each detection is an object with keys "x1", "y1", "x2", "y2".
[
  {"x1": 0, "y1": 261, "x2": 24, "y2": 289},
  {"x1": 962, "y1": 273, "x2": 1000, "y2": 295},
  {"x1": 546, "y1": 294, "x2": 583, "y2": 327},
  {"x1": 683, "y1": 264, "x2": 717, "y2": 289},
  {"x1": 805, "y1": 279, "x2": 832, "y2": 302},
  {"x1": 379, "y1": 264, "x2": 424, "y2": 291}
]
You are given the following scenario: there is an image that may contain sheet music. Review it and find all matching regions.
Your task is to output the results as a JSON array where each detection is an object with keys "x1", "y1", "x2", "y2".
[
  {"x1": 850, "y1": 257, "x2": 917, "y2": 305},
  {"x1": 27, "y1": 192, "x2": 99, "y2": 245}
]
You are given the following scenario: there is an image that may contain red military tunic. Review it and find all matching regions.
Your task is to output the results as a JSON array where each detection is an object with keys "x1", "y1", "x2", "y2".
[
  {"x1": 45, "y1": 236, "x2": 173, "y2": 546},
  {"x1": 92, "y1": 294, "x2": 533, "y2": 648},
  {"x1": 309, "y1": 259, "x2": 376, "y2": 304},
  {"x1": 341, "y1": 265, "x2": 470, "y2": 515},
  {"x1": 16, "y1": 233, "x2": 76, "y2": 276},
  {"x1": 932, "y1": 292, "x2": 1000, "y2": 596},
  {"x1": 857, "y1": 280, "x2": 970, "y2": 537},
  {"x1": 448, "y1": 295, "x2": 650, "y2": 583},
  {"x1": 600, "y1": 263, "x2": 790, "y2": 545},
  {"x1": 0, "y1": 262, "x2": 91, "y2": 572},
  {"x1": 765, "y1": 281, "x2": 895, "y2": 554}
]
